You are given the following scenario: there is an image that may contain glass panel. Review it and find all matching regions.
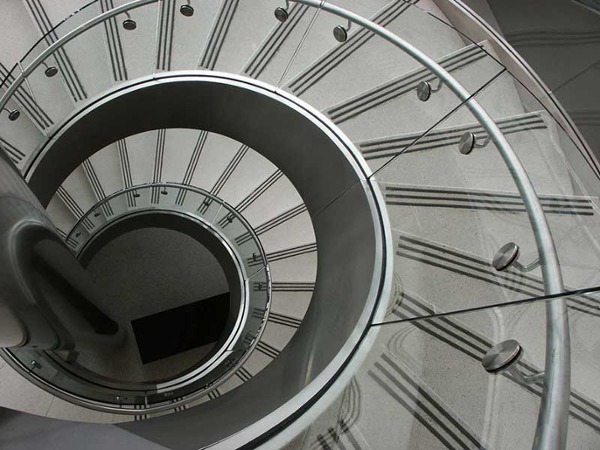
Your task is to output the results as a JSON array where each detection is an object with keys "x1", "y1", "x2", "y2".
[
  {"x1": 0, "y1": 85, "x2": 45, "y2": 170},
  {"x1": 20, "y1": 1, "x2": 161, "y2": 133},
  {"x1": 436, "y1": 71, "x2": 600, "y2": 297},
  {"x1": 66, "y1": 183, "x2": 267, "y2": 280},
  {"x1": 109, "y1": 0, "x2": 161, "y2": 80},
  {"x1": 152, "y1": 184, "x2": 205, "y2": 222},
  {"x1": 278, "y1": 1, "x2": 505, "y2": 153},
  {"x1": 367, "y1": 66, "x2": 600, "y2": 320},
  {"x1": 247, "y1": 266, "x2": 271, "y2": 345},
  {"x1": 285, "y1": 292, "x2": 600, "y2": 450},
  {"x1": 506, "y1": 81, "x2": 600, "y2": 297},
  {"x1": 66, "y1": 187, "x2": 130, "y2": 253},
  {"x1": 213, "y1": 203, "x2": 267, "y2": 278},
  {"x1": 8, "y1": 347, "x2": 141, "y2": 406},
  {"x1": 243, "y1": 1, "x2": 323, "y2": 87},
  {"x1": 177, "y1": 186, "x2": 223, "y2": 223},
  {"x1": 8, "y1": 182, "x2": 272, "y2": 410}
]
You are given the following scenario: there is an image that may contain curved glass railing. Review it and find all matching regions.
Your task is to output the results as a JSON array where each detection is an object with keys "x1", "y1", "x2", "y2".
[
  {"x1": 1, "y1": 0, "x2": 599, "y2": 447},
  {"x1": 423, "y1": 0, "x2": 600, "y2": 186},
  {"x1": 278, "y1": 287, "x2": 600, "y2": 450},
  {"x1": 3, "y1": 182, "x2": 271, "y2": 413}
]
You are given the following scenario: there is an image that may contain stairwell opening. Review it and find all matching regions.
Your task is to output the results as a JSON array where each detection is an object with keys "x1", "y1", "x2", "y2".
[
  {"x1": 16, "y1": 72, "x2": 389, "y2": 443},
  {"x1": 55, "y1": 211, "x2": 243, "y2": 386}
]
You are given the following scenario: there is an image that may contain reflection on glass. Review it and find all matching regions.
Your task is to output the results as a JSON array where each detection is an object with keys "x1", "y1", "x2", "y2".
[{"x1": 288, "y1": 292, "x2": 599, "y2": 450}]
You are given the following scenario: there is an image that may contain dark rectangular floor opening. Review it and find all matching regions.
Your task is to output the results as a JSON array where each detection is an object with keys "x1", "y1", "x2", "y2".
[{"x1": 132, "y1": 292, "x2": 230, "y2": 364}]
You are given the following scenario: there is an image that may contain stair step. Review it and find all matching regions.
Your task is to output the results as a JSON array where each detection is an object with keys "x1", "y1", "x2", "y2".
[
  {"x1": 283, "y1": 0, "x2": 484, "y2": 112},
  {"x1": 361, "y1": 111, "x2": 544, "y2": 164},
  {"x1": 187, "y1": 133, "x2": 244, "y2": 192},
  {"x1": 242, "y1": 2, "x2": 314, "y2": 85},
  {"x1": 87, "y1": 143, "x2": 125, "y2": 197},
  {"x1": 227, "y1": 169, "x2": 300, "y2": 227},
  {"x1": 391, "y1": 230, "x2": 600, "y2": 318},
  {"x1": 24, "y1": 0, "x2": 113, "y2": 104},
  {"x1": 214, "y1": 146, "x2": 279, "y2": 209},
  {"x1": 199, "y1": 0, "x2": 285, "y2": 74},
  {"x1": 296, "y1": 289, "x2": 600, "y2": 450},
  {"x1": 60, "y1": 165, "x2": 98, "y2": 211},
  {"x1": 324, "y1": 41, "x2": 510, "y2": 143},
  {"x1": 266, "y1": 244, "x2": 317, "y2": 281},
  {"x1": 326, "y1": 42, "x2": 489, "y2": 124},
  {"x1": 162, "y1": 0, "x2": 221, "y2": 72},
  {"x1": 0, "y1": 1, "x2": 69, "y2": 137},
  {"x1": 243, "y1": 203, "x2": 315, "y2": 254},
  {"x1": 387, "y1": 187, "x2": 600, "y2": 298}
]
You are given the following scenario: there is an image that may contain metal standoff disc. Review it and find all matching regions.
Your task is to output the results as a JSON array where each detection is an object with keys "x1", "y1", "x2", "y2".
[
  {"x1": 180, "y1": 4, "x2": 195, "y2": 17},
  {"x1": 416, "y1": 81, "x2": 432, "y2": 102},
  {"x1": 482, "y1": 339, "x2": 523, "y2": 373},
  {"x1": 122, "y1": 19, "x2": 137, "y2": 30},
  {"x1": 274, "y1": 7, "x2": 289, "y2": 22},
  {"x1": 333, "y1": 25, "x2": 348, "y2": 43},
  {"x1": 458, "y1": 131, "x2": 477, "y2": 155},
  {"x1": 44, "y1": 65, "x2": 58, "y2": 77},
  {"x1": 492, "y1": 242, "x2": 520, "y2": 271},
  {"x1": 7, "y1": 110, "x2": 20, "y2": 121}
]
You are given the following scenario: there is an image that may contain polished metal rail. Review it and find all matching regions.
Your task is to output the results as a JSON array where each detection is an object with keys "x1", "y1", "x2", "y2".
[
  {"x1": 0, "y1": 0, "x2": 156, "y2": 111},
  {"x1": 289, "y1": 2, "x2": 569, "y2": 448},
  {"x1": 5, "y1": 181, "x2": 271, "y2": 414},
  {"x1": 66, "y1": 181, "x2": 267, "y2": 265},
  {"x1": 0, "y1": 0, "x2": 570, "y2": 447}
]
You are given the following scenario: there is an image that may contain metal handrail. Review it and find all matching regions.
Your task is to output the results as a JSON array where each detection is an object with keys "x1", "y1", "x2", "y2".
[
  {"x1": 65, "y1": 181, "x2": 267, "y2": 266},
  {"x1": 442, "y1": 0, "x2": 600, "y2": 181},
  {"x1": 0, "y1": 0, "x2": 570, "y2": 448},
  {"x1": 0, "y1": 0, "x2": 156, "y2": 111},
  {"x1": 291, "y1": 2, "x2": 569, "y2": 448},
  {"x1": 4, "y1": 181, "x2": 272, "y2": 414}
]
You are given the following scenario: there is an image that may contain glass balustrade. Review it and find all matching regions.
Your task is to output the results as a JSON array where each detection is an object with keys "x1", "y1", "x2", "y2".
[
  {"x1": 279, "y1": 287, "x2": 600, "y2": 450},
  {"x1": 0, "y1": 0, "x2": 598, "y2": 447}
]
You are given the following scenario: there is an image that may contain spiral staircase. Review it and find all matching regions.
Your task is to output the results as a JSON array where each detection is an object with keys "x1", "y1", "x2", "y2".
[{"x1": 0, "y1": 0, "x2": 599, "y2": 449}]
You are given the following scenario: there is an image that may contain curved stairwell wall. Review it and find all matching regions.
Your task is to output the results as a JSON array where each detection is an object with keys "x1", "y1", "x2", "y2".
[
  {"x1": 4, "y1": 72, "x2": 389, "y2": 422},
  {"x1": 0, "y1": 0, "x2": 599, "y2": 449}
]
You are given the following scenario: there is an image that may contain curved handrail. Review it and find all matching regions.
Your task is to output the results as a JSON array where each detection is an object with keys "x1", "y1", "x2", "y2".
[
  {"x1": 438, "y1": 0, "x2": 600, "y2": 181},
  {"x1": 0, "y1": 0, "x2": 156, "y2": 110},
  {"x1": 291, "y1": 2, "x2": 569, "y2": 449},
  {"x1": 0, "y1": 0, "x2": 570, "y2": 447},
  {"x1": 66, "y1": 181, "x2": 268, "y2": 268},
  {"x1": 21, "y1": 0, "x2": 100, "y2": 66}
]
